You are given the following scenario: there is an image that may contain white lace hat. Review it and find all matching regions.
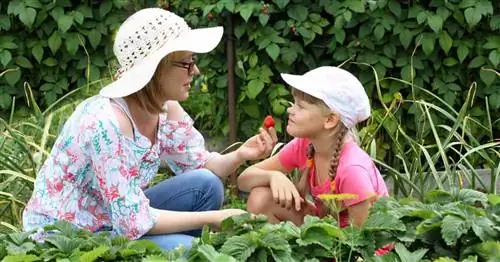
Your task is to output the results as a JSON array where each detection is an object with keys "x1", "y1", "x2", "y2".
[
  {"x1": 99, "y1": 8, "x2": 223, "y2": 98},
  {"x1": 281, "y1": 66, "x2": 371, "y2": 128}
]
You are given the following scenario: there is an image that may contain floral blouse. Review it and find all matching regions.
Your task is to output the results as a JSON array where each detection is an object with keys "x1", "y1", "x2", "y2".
[{"x1": 23, "y1": 96, "x2": 217, "y2": 239}]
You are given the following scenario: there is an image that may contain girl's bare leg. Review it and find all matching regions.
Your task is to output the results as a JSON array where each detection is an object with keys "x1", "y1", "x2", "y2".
[{"x1": 246, "y1": 186, "x2": 306, "y2": 225}]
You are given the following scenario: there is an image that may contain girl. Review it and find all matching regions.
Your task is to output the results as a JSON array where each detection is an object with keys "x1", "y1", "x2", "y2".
[{"x1": 238, "y1": 66, "x2": 388, "y2": 228}]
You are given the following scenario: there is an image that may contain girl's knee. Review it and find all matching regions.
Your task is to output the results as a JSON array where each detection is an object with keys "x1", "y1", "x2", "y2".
[{"x1": 246, "y1": 187, "x2": 273, "y2": 214}]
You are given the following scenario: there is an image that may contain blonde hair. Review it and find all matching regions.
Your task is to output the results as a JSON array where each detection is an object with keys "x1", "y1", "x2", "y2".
[
  {"x1": 125, "y1": 51, "x2": 187, "y2": 114},
  {"x1": 291, "y1": 88, "x2": 348, "y2": 197}
]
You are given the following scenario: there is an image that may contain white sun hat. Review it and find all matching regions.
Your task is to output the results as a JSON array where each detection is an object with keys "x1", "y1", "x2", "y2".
[
  {"x1": 281, "y1": 66, "x2": 371, "y2": 128},
  {"x1": 99, "y1": 8, "x2": 224, "y2": 98}
]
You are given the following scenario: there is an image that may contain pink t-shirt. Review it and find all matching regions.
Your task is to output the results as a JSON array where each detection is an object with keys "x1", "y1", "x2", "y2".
[{"x1": 279, "y1": 137, "x2": 389, "y2": 227}]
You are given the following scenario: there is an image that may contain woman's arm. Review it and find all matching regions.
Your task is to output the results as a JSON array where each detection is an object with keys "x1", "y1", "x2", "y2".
[
  {"x1": 147, "y1": 208, "x2": 245, "y2": 234},
  {"x1": 165, "y1": 101, "x2": 277, "y2": 179}
]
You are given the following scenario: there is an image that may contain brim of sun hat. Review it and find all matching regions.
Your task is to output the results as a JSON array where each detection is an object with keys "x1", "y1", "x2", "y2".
[
  {"x1": 99, "y1": 26, "x2": 224, "y2": 98},
  {"x1": 280, "y1": 73, "x2": 325, "y2": 102}
]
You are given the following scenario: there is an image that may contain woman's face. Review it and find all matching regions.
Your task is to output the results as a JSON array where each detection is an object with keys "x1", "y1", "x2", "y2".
[{"x1": 159, "y1": 51, "x2": 200, "y2": 101}]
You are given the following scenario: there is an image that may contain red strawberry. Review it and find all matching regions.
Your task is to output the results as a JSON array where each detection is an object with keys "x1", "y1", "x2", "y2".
[{"x1": 263, "y1": 115, "x2": 275, "y2": 129}]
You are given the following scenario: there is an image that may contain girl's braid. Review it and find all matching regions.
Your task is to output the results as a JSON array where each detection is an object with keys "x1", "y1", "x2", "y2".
[{"x1": 328, "y1": 123, "x2": 348, "y2": 179}]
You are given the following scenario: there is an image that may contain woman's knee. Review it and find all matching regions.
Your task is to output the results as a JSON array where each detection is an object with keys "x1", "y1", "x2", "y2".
[
  {"x1": 190, "y1": 168, "x2": 224, "y2": 209},
  {"x1": 246, "y1": 187, "x2": 273, "y2": 214}
]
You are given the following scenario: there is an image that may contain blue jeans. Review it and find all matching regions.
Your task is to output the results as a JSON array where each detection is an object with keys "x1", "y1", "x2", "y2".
[{"x1": 140, "y1": 169, "x2": 224, "y2": 251}]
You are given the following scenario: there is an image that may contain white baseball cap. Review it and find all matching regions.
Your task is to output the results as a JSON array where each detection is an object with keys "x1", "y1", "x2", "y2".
[
  {"x1": 99, "y1": 8, "x2": 223, "y2": 98},
  {"x1": 280, "y1": 66, "x2": 371, "y2": 128}
]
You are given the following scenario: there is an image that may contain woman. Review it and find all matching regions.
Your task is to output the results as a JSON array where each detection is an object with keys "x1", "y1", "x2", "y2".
[{"x1": 23, "y1": 8, "x2": 277, "y2": 250}]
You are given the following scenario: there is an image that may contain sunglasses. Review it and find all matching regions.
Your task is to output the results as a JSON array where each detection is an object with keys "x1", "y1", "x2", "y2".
[{"x1": 170, "y1": 56, "x2": 197, "y2": 74}]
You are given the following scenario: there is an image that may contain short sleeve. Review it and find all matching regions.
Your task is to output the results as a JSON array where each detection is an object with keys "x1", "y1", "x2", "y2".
[
  {"x1": 159, "y1": 113, "x2": 217, "y2": 175},
  {"x1": 85, "y1": 116, "x2": 160, "y2": 240},
  {"x1": 278, "y1": 138, "x2": 308, "y2": 172},
  {"x1": 337, "y1": 165, "x2": 377, "y2": 207}
]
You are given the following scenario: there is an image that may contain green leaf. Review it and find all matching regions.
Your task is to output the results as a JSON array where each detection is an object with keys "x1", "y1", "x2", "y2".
[
  {"x1": 258, "y1": 13, "x2": 269, "y2": 26},
  {"x1": 441, "y1": 215, "x2": 470, "y2": 246},
  {"x1": 48, "y1": 31, "x2": 62, "y2": 54},
  {"x1": 43, "y1": 57, "x2": 57, "y2": 67},
  {"x1": 19, "y1": 7, "x2": 36, "y2": 28},
  {"x1": 417, "y1": 11, "x2": 427, "y2": 24},
  {"x1": 7, "y1": 0, "x2": 25, "y2": 15},
  {"x1": 239, "y1": 4, "x2": 254, "y2": 22},
  {"x1": 438, "y1": 31, "x2": 453, "y2": 54},
  {"x1": 4, "y1": 67, "x2": 21, "y2": 86},
  {"x1": 394, "y1": 243, "x2": 428, "y2": 262},
  {"x1": 242, "y1": 103, "x2": 260, "y2": 118},
  {"x1": 399, "y1": 29, "x2": 413, "y2": 49},
  {"x1": 428, "y1": 14, "x2": 443, "y2": 33},
  {"x1": 220, "y1": 235, "x2": 257, "y2": 261},
  {"x1": 457, "y1": 44, "x2": 469, "y2": 62},
  {"x1": 343, "y1": 10, "x2": 352, "y2": 22},
  {"x1": 88, "y1": 29, "x2": 101, "y2": 49},
  {"x1": 480, "y1": 70, "x2": 496, "y2": 86},
  {"x1": 488, "y1": 50, "x2": 500, "y2": 67},
  {"x1": 401, "y1": 65, "x2": 415, "y2": 81},
  {"x1": 266, "y1": 43, "x2": 280, "y2": 61},
  {"x1": 281, "y1": 47, "x2": 297, "y2": 65},
  {"x1": 79, "y1": 245, "x2": 109, "y2": 262},
  {"x1": 50, "y1": 6, "x2": 64, "y2": 20},
  {"x1": 476, "y1": 0, "x2": 494, "y2": 16},
  {"x1": 443, "y1": 57, "x2": 458, "y2": 66},
  {"x1": 249, "y1": 54, "x2": 258, "y2": 67},
  {"x1": 2, "y1": 255, "x2": 39, "y2": 262},
  {"x1": 247, "y1": 79, "x2": 265, "y2": 99},
  {"x1": 0, "y1": 50, "x2": 12, "y2": 66},
  {"x1": 197, "y1": 244, "x2": 238, "y2": 262},
  {"x1": 25, "y1": 0, "x2": 42, "y2": 8},
  {"x1": 388, "y1": 0, "x2": 401, "y2": 17},
  {"x1": 32, "y1": 44, "x2": 43, "y2": 63},
  {"x1": 488, "y1": 194, "x2": 500, "y2": 206},
  {"x1": 490, "y1": 15, "x2": 500, "y2": 30},
  {"x1": 468, "y1": 56, "x2": 486, "y2": 68},
  {"x1": 288, "y1": 5, "x2": 308, "y2": 22},
  {"x1": 347, "y1": 0, "x2": 365, "y2": 13},
  {"x1": 99, "y1": 1, "x2": 112, "y2": 18},
  {"x1": 464, "y1": 7, "x2": 481, "y2": 27},
  {"x1": 335, "y1": 29, "x2": 346, "y2": 44},
  {"x1": 15, "y1": 56, "x2": 33, "y2": 68},
  {"x1": 273, "y1": 0, "x2": 290, "y2": 9},
  {"x1": 421, "y1": 33, "x2": 435, "y2": 55},
  {"x1": 459, "y1": 0, "x2": 476, "y2": 8},
  {"x1": 57, "y1": 15, "x2": 73, "y2": 33},
  {"x1": 472, "y1": 216, "x2": 498, "y2": 241},
  {"x1": 374, "y1": 25, "x2": 385, "y2": 41},
  {"x1": 65, "y1": 33, "x2": 80, "y2": 55},
  {"x1": 364, "y1": 213, "x2": 406, "y2": 231},
  {"x1": 0, "y1": 15, "x2": 11, "y2": 31}
]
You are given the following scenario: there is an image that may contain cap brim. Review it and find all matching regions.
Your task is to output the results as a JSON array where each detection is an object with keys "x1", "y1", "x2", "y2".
[
  {"x1": 100, "y1": 27, "x2": 224, "y2": 98},
  {"x1": 280, "y1": 73, "x2": 323, "y2": 100}
]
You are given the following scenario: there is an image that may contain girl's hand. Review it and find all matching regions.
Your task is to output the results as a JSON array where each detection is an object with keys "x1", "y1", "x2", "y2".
[
  {"x1": 237, "y1": 127, "x2": 278, "y2": 161},
  {"x1": 269, "y1": 172, "x2": 303, "y2": 211}
]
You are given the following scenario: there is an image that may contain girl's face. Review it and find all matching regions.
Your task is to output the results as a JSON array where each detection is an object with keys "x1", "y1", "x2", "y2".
[
  {"x1": 286, "y1": 96, "x2": 335, "y2": 138},
  {"x1": 159, "y1": 51, "x2": 200, "y2": 101}
]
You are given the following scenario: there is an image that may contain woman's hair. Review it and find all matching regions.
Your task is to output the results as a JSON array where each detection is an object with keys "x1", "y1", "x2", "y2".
[
  {"x1": 125, "y1": 51, "x2": 187, "y2": 114},
  {"x1": 291, "y1": 88, "x2": 349, "y2": 196}
]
